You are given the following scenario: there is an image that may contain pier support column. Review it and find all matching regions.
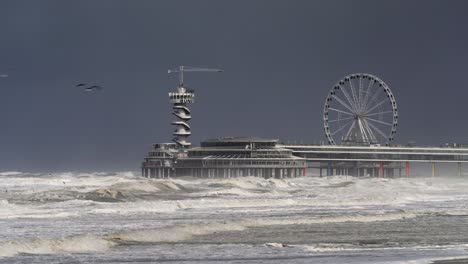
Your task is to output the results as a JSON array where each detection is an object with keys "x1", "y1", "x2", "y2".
[
  {"x1": 327, "y1": 162, "x2": 331, "y2": 176},
  {"x1": 458, "y1": 162, "x2": 462, "y2": 177},
  {"x1": 405, "y1": 161, "x2": 409, "y2": 177},
  {"x1": 379, "y1": 161, "x2": 383, "y2": 178},
  {"x1": 432, "y1": 162, "x2": 435, "y2": 177}
]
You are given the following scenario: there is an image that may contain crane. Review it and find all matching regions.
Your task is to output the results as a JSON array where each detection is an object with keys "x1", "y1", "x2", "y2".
[{"x1": 168, "y1": 66, "x2": 223, "y2": 87}]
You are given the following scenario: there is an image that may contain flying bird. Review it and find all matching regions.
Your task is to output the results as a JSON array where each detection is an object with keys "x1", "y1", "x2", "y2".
[
  {"x1": 84, "y1": 85, "x2": 103, "y2": 92},
  {"x1": 75, "y1": 83, "x2": 104, "y2": 92}
]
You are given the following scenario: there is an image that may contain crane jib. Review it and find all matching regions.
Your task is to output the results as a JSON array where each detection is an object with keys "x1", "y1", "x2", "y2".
[{"x1": 168, "y1": 65, "x2": 223, "y2": 87}]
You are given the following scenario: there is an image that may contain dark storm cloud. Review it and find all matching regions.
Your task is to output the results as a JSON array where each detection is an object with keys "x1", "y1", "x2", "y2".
[{"x1": 0, "y1": 0, "x2": 467, "y2": 171}]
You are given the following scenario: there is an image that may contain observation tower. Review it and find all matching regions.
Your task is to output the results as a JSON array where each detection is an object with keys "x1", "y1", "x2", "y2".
[
  {"x1": 168, "y1": 66, "x2": 223, "y2": 152},
  {"x1": 169, "y1": 84, "x2": 194, "y2": 149}
]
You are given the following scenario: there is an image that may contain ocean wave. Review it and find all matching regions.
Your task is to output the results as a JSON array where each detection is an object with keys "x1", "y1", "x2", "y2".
[
  {"x1": 0, "y1": 235, "x2": 115, "y2": 257},
  {"x1": 0, "y1": 199, "x2": 78, "y2": 219},
  {"x1": 0, "y1": 210, "x2": 418, "y2": 258},
  {"x1": 297, "y1": 243, "x2": 468, "y2": 254},
  {"x1": 2, "y1": 172, "x2": 468, "y2": 219},
  {"x1": 0, "y1": 172, "x2": 23, "y2": 176},
  {"x1": 109, "y1": 210, "x2": 417, "y2": 243},
  {"x1": 23, "y1": 188, "x2": 127, "y2": 203}
]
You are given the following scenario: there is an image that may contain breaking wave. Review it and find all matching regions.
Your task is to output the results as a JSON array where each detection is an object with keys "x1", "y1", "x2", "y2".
[
  {"x1": 1, "y1": 172, "x2": 468, "y2": 219},
  {"x1": 0, "y1": 235, "x2": 115, "y2": 257},
  {"x1": 108, "y1": 210, "x2": 417, "y2": 242},
  {"x1": 0, "y1": 210, "x2": 416, "y2": 258},
  {"x1": 1, "y1": 172, "x2": 468, "y2": 259}
]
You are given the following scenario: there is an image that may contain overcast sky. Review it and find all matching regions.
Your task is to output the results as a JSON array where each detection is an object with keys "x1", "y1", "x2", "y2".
[{"x1": 1, "y1": 0, "x2": 468, "y2": 171}]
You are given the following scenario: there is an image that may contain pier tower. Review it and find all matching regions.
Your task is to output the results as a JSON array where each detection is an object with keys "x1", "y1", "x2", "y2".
[
  {"x1": 169, "y1": 85, "x2": 194, "y2": 150},
  {"x1": 168, "y1": 66, "x2": 223, "y2": 152}
]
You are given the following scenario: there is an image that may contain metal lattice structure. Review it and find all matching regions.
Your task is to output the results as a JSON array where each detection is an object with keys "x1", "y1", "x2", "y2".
[{"x1": 323, "y1": 73, "x2": 398, "y2": 146}]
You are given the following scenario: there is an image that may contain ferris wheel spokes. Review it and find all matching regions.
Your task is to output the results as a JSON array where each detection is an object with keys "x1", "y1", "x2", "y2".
[
  {"x1": 328, "y1": 107, "x2": 354, "y2": 116},
  {"x1": 338, "y1": 83, "x2": 359, "y2": 112},
  {"x1": 365, "y1": 117, "x2": 393, "y2": 126},
  {"x1": 323, "y1": 73, "x2": 398, "y2": 146},
  {"x1": 366, "y1": 98, "x2": 389, "y2": 115},
  {"x1": 328, "y1": 116, "x2": 355, "y2": 123},
  {"x1": 331, "y1": 95, "x2": 355, "y2": 113},
  {"x1": 365, "y1": 110, "x2": 393, "y2": 117},
  {"x1": 331, "y1": 119, "x2": 354, "y2": 136},
  {"x1": 362, "y1": 78, "x2": 375, "y2": 111},
  {"x1": 367, "y1": 121, "x2": 388, "y2": 139}
]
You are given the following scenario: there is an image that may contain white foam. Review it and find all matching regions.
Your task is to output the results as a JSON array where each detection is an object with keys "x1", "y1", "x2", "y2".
[
  {"x1": 0, "y1": 199, "x2": 78, "y2": 219},
  {"x1": 0, "y1": 235, "x2": 115, "y2": 257},
  {"x1": 299, "y1": 242, "x2": 468, "y2": 254},
  {"x1": 5, "y1": 172, "x2": 468, "y2": 205},
  {"x1": 90, "y1": 200, "x2": 179, "y2": 214},
  {"x1": 0, "y1": 172, "x2": 23, "y2": 176},
  {"x1": 109, "y1": 211, "x2": 416, "y2": 243},
  {"x1": 202, "y1": 187, "x2": 260, "y2": 197},
  {"x1": 109, "y1": 221, "x2": 247, "y2": 242},
  {"x1": 2, "y1": 172, "x2": 468, "y2": 220}
]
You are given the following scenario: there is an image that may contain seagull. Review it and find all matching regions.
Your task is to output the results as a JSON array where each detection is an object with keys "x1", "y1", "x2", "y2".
[
  {"x1": 84, "y1": 85, "x2": 103, "y2": 92},
  {"x1": 75, "y1": 83, "x2": 103, "y2": 92}
]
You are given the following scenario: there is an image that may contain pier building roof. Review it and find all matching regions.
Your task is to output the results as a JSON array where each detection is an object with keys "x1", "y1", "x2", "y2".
[{"x1": 201, "y1": 137, "x2": 278, "y2": 148}]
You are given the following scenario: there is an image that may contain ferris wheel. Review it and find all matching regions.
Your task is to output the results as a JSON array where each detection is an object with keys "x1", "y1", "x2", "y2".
[{"x1": 323, "y1": 73, "x2": 398, "y2": 146}]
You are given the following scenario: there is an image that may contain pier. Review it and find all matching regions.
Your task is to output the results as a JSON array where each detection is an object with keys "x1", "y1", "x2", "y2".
[
  {"x1": 283, "y1": 144, "x2": 468, "y2": 177},
  {"x1": 141, "y1": 70, "x2": 468, "y2": 178}
]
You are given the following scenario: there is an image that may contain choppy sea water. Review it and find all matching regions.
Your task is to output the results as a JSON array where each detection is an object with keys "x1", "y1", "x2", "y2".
[{"x1": 0, "y1": 172, "x2": 467, "y2": 263}]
